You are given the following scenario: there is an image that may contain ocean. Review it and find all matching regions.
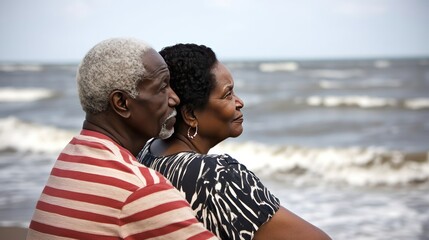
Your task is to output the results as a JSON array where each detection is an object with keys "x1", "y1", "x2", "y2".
[{"x1": 1, "y1": 58, "x2": 428, "y2": 239}]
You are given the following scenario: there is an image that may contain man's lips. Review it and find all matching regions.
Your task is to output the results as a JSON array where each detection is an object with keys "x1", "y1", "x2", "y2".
[
  {"x1": 165, "y1": 117, "x2": 176, "y2": 129},
  {"x1": 164, "y1": 110, "x2": 177, "y2": 128}
]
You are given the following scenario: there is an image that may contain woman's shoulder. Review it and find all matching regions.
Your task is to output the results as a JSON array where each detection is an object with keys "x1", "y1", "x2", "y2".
[
  {"x1": 202, "y1": 152, "x2": 238, "y2": 162},
  {"x1": 161, "y1": 152, "x2": 237, "y2": 168},
  {"x1": 195, "y1": 152, "x2": 244, "y2": 169}
]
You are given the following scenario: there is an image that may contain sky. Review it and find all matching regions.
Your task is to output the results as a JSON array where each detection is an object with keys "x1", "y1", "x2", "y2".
[{"x1": 1, "y1": 0, "x2": 428, "y2": 62}]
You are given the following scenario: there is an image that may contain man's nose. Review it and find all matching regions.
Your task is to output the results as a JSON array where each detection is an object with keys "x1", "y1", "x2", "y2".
[{"x1": 168, "y1": 87, "x2": 180, "y2": 107}]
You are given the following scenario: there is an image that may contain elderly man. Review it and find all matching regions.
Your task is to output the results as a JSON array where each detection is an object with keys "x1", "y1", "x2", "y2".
[{"x1": 27, "y1": 38, "x2": 217, "y2": 239}]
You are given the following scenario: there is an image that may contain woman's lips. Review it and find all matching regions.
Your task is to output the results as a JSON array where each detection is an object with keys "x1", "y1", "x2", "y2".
[{"x1": 233, "y1": 115, "x2": 244, "y2": 123}]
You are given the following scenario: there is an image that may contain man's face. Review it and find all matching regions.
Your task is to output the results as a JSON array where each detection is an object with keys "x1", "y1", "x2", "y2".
[{"x1": 127, "y1": 48, "x2": 179, "y2": 140}]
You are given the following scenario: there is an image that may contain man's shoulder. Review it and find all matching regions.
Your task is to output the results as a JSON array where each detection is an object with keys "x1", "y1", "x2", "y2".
[
  {"x1": 65, "y1": 131, "x2": 171, "y2": 188},
  {"x1": 134, "y1": 165, "x2": 171, "y2": 186}
]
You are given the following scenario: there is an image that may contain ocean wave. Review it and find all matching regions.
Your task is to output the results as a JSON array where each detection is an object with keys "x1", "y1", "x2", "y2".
[
  {"x1": 373, "y1": 60, "x2": 391, "y2": 68},
  {"x1": 0, "y1": 87, "x2": 57, "y2": 102},
  {"x1": 319, "y1": 78, "x2": 402, "y2": 89},
  {"x1": 211, "y1": 141, "x2": 429, "y2": 187},
  {"x1": 0, "y1": 64, "x2": 44, "y2": 72},
  {"x1": 294, "y1": 95, "x2": 429, "y2": 110},
  {"x1": 0, "y1": 117, "x2": 77, "y2": 153},
  {"x1": 306, "y1": 69, "x2": 365, "y2": 79},
  {"x1": 2, "y1": 117, "x2": 428, "y2": 187},
  {"x1": 259, "y1": 62, "x2": 299, "y2": 72},
  {"x1": 304, "y1": 95, "x2": 397, "y2": 108},
  {"x1": 404, "y1": 98, "x2": 429, "y2": 110}
]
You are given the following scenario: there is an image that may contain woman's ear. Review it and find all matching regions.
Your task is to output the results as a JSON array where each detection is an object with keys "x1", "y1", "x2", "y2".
[
  {"x1": 181, "y1": 105, "x2": 197, "y2": 127},
  {"x1": 109, "y1": 90, "x2": 131, "y2": 118}
]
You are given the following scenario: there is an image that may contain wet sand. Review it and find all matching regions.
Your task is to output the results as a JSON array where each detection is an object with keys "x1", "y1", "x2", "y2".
[{"x1": 0, "y1": 226, "x2": 28, "y2": 240}]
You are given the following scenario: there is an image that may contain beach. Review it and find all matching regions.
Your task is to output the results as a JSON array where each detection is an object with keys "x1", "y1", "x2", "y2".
[{"x1": 0, "y1": 226, "x2": 28, "y2": 240}]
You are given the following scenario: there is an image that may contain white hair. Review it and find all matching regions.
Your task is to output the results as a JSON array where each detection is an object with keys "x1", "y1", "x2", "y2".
[{"x1": 77, "y1": 38, "x2": 152, "y2": 114}]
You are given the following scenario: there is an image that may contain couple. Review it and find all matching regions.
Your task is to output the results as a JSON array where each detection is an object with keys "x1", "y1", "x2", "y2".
[{"x1": 27, "y1": 38, "x2": 330, "y2": 239}]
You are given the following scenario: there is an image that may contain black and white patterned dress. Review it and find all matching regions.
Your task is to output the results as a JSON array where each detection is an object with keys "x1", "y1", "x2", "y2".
[{"x1": 138, "y1": 139, "x2": 280, "y2": 240}]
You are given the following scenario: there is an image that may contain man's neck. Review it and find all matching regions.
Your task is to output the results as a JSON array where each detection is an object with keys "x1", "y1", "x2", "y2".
[{"x1": 83, "y1": 113, "x2": 147, "y2": 157}]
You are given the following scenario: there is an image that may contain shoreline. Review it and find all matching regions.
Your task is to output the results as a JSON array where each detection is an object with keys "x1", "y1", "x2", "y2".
[{"x1": 0, "y1": 226, "x2": 28, "y2": 240}]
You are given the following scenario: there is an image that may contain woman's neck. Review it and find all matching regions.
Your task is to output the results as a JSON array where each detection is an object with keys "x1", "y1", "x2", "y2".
[
  {"x1": 172, "y1": 133, "x2": 206, "y2": 153},
  {"x1": 151, "y1": 132, "x2": 212, "y2": 156}
]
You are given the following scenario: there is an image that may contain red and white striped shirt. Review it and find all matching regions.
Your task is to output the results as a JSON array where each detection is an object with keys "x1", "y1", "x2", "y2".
[{"x1": 27, "y1": 129, "x2": 217, "y2": 240}]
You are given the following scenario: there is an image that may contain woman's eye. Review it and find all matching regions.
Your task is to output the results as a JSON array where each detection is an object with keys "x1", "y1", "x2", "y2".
[{"x1": 224, "y1": 92, "x2": 233, "y2": 99}]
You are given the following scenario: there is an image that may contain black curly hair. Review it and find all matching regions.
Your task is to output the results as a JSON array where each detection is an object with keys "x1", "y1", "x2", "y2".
[{"x1": 159, "y1": 43, "x2": 217, "y2": 114}]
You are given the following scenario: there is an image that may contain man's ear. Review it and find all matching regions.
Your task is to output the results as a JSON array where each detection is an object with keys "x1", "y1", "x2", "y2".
[
  {"x1": 181, "y1": 105, "x2": 197, "y2": 127},
  {"x1": 109, "y1": 90, "x2": 131, "y2": 118}
]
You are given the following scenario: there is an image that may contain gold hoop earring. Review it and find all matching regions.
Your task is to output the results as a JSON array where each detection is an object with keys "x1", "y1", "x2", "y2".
[{"x1": 187, "y1": 125, "x2": 198, "y2": 139}]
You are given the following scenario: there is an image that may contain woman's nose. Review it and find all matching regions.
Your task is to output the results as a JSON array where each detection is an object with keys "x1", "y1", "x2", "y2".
[{"x1": 235, "y1": 95, "x2": 244, "y2": 109}]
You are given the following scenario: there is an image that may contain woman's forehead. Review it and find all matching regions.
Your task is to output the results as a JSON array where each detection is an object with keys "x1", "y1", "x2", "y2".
[{"x1": 212, "y1": 63, "x2": 233, "y2": 87}]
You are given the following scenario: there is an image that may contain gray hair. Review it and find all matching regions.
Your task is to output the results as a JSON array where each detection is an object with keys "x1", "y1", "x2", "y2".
[{"x1": 77, "y1": 38, "x2": 151, "y2": 114}]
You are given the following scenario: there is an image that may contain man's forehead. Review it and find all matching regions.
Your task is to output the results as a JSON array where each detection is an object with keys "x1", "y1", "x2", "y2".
[
  {"x1": 140, "y1": 48, "x2": 169, "y2": 86},
  {"x1": 142, "y1": 48, "x2": 166, "y2": 70}
]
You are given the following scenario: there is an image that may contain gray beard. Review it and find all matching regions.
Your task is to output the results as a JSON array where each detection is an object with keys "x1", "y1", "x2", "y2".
[
  {"x1": 157, "y1": 122, "x2": 174, "y2": 139},
  {"x1": 157, "y1": 109, "x2": 176, "y2": 139}
]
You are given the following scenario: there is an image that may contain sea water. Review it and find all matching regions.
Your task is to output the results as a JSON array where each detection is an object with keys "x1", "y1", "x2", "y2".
[{"x1": 1, "y1": 59, "x2": 428, "y2": 239}]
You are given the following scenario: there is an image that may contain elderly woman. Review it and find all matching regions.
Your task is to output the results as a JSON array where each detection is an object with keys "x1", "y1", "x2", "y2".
[{"x1": 138, "y1": 43, "x2": 331, "y2": 240}]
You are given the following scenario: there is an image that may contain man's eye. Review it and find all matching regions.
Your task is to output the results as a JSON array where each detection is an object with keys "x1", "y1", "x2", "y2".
[{"x1": 160, "y1": 83, "x2": 168, "y2": 90}]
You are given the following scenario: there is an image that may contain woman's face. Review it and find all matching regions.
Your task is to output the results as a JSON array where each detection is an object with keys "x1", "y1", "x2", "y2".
[{"x1": 194, "y1": 61, "x2": 244, "y2": 144}]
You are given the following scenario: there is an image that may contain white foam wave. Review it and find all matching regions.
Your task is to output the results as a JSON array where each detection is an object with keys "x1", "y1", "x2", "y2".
[
  {"x1": 319, "y1": 79, "x2": 402, "y2": 89},
  {"x1": 259, "y1": 62, "x2": 299, "y2": 72},
  {"x1": 307, "y1": 69, "x2": 364, "y2": 79},
  {"x1": 0, "y1": 117, "x2": 77, "y2": 153},
  {"x1": 303, "y1": 95, "x2": 397, "y2": 108},
  {"x1": 0, "y1": 87, "x2": 56, "y2": 102},
  {"x1": 0, "y1": 221, "x2": 29, "y2": 228},
  {"x1": 373, "y1": 60, "x2": 391, "y2": 68},
  {"x1": 295, "y1": 95, "x2": 429, "y2": 110},
  {"x1": 404, "y1": 98, "x2": 429, "y2": 110},
  {"x1": 0, "y1": 64, "x2": 43, "y2": 72},
  {"x1": 210, "y1": 141, "x2": 429, "y2": 186}
]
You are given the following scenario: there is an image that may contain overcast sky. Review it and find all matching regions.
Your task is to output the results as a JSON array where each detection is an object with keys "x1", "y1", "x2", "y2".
[{"x1": 1, "y1": 0, "x2": 428, "y2": 62}]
